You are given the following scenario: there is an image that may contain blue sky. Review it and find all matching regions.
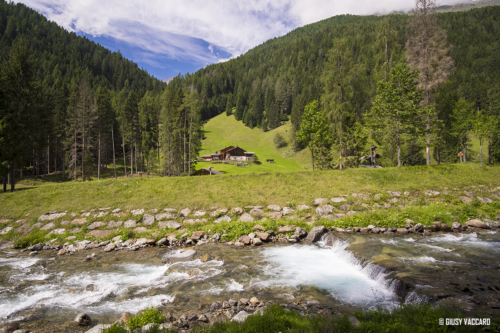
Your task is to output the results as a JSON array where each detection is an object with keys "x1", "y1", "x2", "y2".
[{"x1": 16, "y1": 0, "x2": 462, "y2": 81}]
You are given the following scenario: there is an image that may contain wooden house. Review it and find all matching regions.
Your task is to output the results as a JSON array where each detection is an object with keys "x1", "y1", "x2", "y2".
[{"x1": 201, "y1": 146, "x2": 255, "y2": 161}]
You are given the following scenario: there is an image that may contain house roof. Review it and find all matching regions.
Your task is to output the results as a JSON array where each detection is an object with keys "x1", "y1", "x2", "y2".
[
  {"x1": 244, "y1": 152, "x2": 255, "y2": 155},
  {"x1": 226, "y1": 146, "x2": 246, "y2": 153},
  {"x1": 201, "y1": 155, "x2": 212, "y2": 158},
  {"x1": 220, "y1": 146, "x2": 235, "y2": 152}
]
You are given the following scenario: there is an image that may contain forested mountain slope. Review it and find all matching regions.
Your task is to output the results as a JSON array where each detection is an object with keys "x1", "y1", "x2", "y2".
[
  {"x1": 0, "y1": 0, "x2": 162, "y2": 91},
  {"x1": 172, "y1": 5, "x2": 500, "y2": 166}
]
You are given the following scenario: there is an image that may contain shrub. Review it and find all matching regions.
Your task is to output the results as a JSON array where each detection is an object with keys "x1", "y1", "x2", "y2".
[
  {"x1": 273, "y1": 133, "x2": 288, "y2": 148},
  {"x1": 127, "y1": 307, "x2": 164, "y2": 330},
  {"x1": 14, "y1": 230, "x2": 47, "y2": 248},
  {"x1": 102, "y1": 323, "x2": 128, "y2": 333}
]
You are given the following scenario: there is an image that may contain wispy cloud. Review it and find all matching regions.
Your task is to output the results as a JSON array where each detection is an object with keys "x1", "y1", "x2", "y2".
[{"x1": 15, "y1": 0, "x2": 464, "y2": 67}]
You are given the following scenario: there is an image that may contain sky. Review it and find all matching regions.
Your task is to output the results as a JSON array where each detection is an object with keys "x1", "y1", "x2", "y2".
[{"x1": 14, "y1": 0, "x2": 466, "y2": 81}]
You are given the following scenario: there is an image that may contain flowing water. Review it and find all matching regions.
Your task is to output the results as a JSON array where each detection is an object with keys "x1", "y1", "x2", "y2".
[{"x1": 0, "y1": 230, "x2": 499, "y2": 330}]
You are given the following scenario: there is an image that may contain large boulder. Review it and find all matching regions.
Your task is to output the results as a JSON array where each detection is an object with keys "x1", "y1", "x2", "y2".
[
  {"x1": 315, "y1": 205, "x2": 334, "y2": 215},
  {"x1": 191, "y1": 231, "x2": 205, "y2": 241},
  {"x1": 396, "y1": 228, "x2": 409, "y2": 235},
  {"x1": 107, "y1": 220, "x2": 123, "y2": 228},
  {"x1": 255, "y1": 232, "x2": 270, "y2": 241},
  {"x1": 123, "y1": 220, "x2": 137, "y2": 228},
  {"x1": 215, "y1": 215, "x2": 231, "y2": 223},
  {"x1": 74, "y1": 313, "x2": 91, "y2": 326},
  {"x1": 87, "y1": 221, "x2": 105, "y2": 230},
  {"x1": 266, "y1": 212, "x2": 283, "y2": 220},
  {"x1": 249, "y1": 208, "x2": 264, "y2": 217},
  {"x1": 267, "y1": 205, "x2": 282, "y2": 212},
  {"x1": 158, "y1": 220, "x2": 181, "y2": 229},
  {"x1": 155, "y1": 212, "x2": 177, "y2": 220},
  {"x1": 142, "y1": 214, "x2": 155, "y2": 226},
  {"x1": 466, "y1": 219, "x2": 490, "y2": 229},
  {"x1": 239, "y1": 213, "x2": 254, "y2": 222},
  {"x1": 238, "y1": 235, "x2": 251, "y2": 245},
  {"x1": 311, "y1": 198, "x2": 329, "y2": 206},
  {"x1": 294, "y1": 227, "x2": 307, "y2": 238},
  {"x1": 305, "y1": 226, "x2": 327, "y2": 242},
  {"x1": 162, "y1": 249, "x2": 196, "y2": 263},
  {"x1": 180, "y1": 208, "x2": 191, "y2": 217}
]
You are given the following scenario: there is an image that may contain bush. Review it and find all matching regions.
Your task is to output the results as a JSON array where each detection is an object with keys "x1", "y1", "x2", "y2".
[
  {"x1": 127, "y1": 307, "x2": 164, "y2": 330},
  {"x1": 14, "y1": 230, "x2": 47, "y2": 248},
  {"x1": 102, "y1": 323, "x2": 128, "y2": 333},
  {"x1": 273, "y1": 133, "x2": 288, "y2": 148}
]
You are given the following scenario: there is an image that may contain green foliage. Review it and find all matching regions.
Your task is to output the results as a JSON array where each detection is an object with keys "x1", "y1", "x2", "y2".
[
  {"x1": 296, "y1": 101, "x2": 332, "y2": 170},
  {"x1": 273, "y1": 133, "x2": 288, "y2": 149},
  {"x1": 126, "y1": 307, "x2": 164, "y2": 330},
  {"x1": 401, "y1": 140, "x2": 426, "y2": 166},
  {"x1": 13, "y1": 230, "x2": 47, "y2": 248},
  {"x1": 102, "y1": 323, "x2": 128, "y2": 333}
]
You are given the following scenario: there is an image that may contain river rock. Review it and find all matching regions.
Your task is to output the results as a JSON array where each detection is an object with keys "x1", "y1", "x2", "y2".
[
  {"x1": 294, "y1": 227, "x2": 307, "y2": 238},
  {"x1": 86, "y1": 229, "x2": 115, "y2": 238},
  {"x1": 103, "y1": 243, "x2": 116, "y2": 252},
  {"x1": 414, "y1": 223, "x2": 423, "y2": 232},
  {"x1": 250, "y1": 297, "x2": 259, "y2": 306},
  {"x1": 194, "y1": 210, "x2": 206, "y2": 217},
  {"x1": 234, "y1": 241, "x2": 244, "y2": 247},
  {"x1": 330, "y1": 197, "x2": 347, "y2": 203},
  {"x1": 71, "y1": 218, "x2": 87, "y2": 225},
  {"x1": 131, "y1": 209, "x2": 144, "y2": 216},
  {"x1": 38, "y1": 212, "x2": 66, "y2": 221},
  {"x1": 85, "y1": 324, "x2": 111, "y2": 333},
  {"x1": 163, "y1": 249, "x2": 196, "y2": 263},
  {"x1": 50, "y1": 228, "x2": 66, "y2": 235},
  {"x1": 124, "y1": 220, "x2": 137, "y2": 228},
  {"x1": 136, "y1": 238, "x2": 155, "y2": 246},
  {"x1": 1, "y1": 323, "x2": 20, "y2": 333},
  {"x1": 255, "y1": 232, "x2": 269, "y2": 241},
  {"x1": 311, "y1": 198, "x2": 329, "y2": 206},
  {"x1": 180, "y1": 208, "x2": 191, "y2": 217},
  {"x1": 253, "y1": 225, "x2": 265, "y2": 231},
  {"x1": 252, "y1": 238, "x2": 262, "y2": 246},
  {"x1": 142, "y1": 214, "x2": 155, "y2": 226},
  {"x1": 155, "y1": 212, "x2": 177, "y2": 220},
  {"x1": 315, "y1": 205, "x2": 334, "y2": 215},
  {"x1": 74, "y1": 312, "x2": 91, "y2": 326},
  {"x1": 198, "y1": 314, "x2": 209, "y2": 323},
  {"x1": 191, "y1": 231, "x2": 205, "y2": 241},
  {"x1": 352, "y1": 193, "x2": 370, "y2": 200},
  {"x1": 239, "y1": 213, "x2": 254, "y2": 222},
  {"x1": 232, "y1": 207, "x2": 244, "y2": 215},
  {"x1": 266, "y1": 212, "x2": 283, "y2": 219},
  {"x1": 238, "y1": 235, "x2": 251, "y2": 245},
  {"x1": 249, "y1": 208, "x2": 264, "y2": 217},
  {"x1": 215, "y1": 215, "x2": 231, "y2": 223},
  {"x1": 466, "y1": 219, "x2": 490, "y2": 229},
  {"x1": 396, "y1": 228, "x2": 409, "y2": 235},
  {"x1": 305, "y1": 226, "x2": 327, "y2": 242},
  {"x1": 106, "y1": 220, "x2": 122, "y2": 228},
  {"x1": 267, "y1": 205, "x2": 281, "y2": 212},
  {"x1": 40, "y1": 222, "x2": 55, "y2": 230},
  {"x1": 158, "y1": 221, "x2": 181, "y2": 229},
  {"x1": 452, "y1": 222, "x2": 463, "y2": 230},
  {"x1": 87, "y1": 221, "x2": 105, "y2": 230},
  {"x1": 0, "y1": 227, "x2": 12, "y2": 235},
  {"x1": 477, "y1": 196, "x2": 493, "y2": 204},
  {"x1": 232, "y1": 311, "x2": 250, "y2": 323},
  {"x1": 278, "y1": 226, "x2": 294, "y2": 233}
]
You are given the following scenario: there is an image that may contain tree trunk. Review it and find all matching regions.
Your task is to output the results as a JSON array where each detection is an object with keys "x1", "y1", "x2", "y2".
[
  {"x1": 480, "y1": 139, "x2": 483, "y2": 167},
  {"x1": 54, "y1": 136, "x2": 58, "y2": 173},
  {"x1": 2, "y1": 175, "x2": 6, "y2": 193},
  {"x1": 98, "y1": 131, "x2": 101, "y2": 180},
  {"x1": 122, "y1": 119, "x2": 127, "y2": 177},
  {"x1": 47, "y1": 136, "x2": 50, "y2": 174},
  {"x1": 10, "y1": 161, "x2": 15, "y2": 192},
  {"x1": 397, "y1": 122, "x2": 401, "y2": 167},
  {"x1": 188, "y1": 115, "x2": 193, "y2": 173},
  {"x1": 488, "y1": 136, "x2": 491, "y2": 165},
  {"x1": 130, "y1": 144, "x2": 133, "y2": 175},
  {"x1": 20, "y1": 168, "x2": 22, "y2": 180},
  {"x1": 426, "y1": 115, "x2": 431, "y2": 166},
  {"x1": 135, "y1": 142, "x2": 138, "y2": 174},
  {"x1": 147, "y1": 157, "x2": 149, "y2": 178},
  {"x1": 112, "y1": 126, "x2": 117, "y2": 179}
]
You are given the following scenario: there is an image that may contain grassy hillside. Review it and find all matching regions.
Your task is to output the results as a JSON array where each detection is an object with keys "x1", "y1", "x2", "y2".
[
  {"x1": 198, "y1": 113, "x2": 312, "y2": 174},
  {"x1": 0, "y1": 163, "x2": 498, "y2": 219}
]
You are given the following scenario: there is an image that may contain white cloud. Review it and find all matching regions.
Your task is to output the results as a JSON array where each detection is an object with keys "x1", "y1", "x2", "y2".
[{"x1": 15, "y1": 0, "x2": 465, "y2": 65}]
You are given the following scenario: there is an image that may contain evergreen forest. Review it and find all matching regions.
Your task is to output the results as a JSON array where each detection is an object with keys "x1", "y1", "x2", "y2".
[{"x1": 1, "y1": 0, "x2": 500, "y2": 191}]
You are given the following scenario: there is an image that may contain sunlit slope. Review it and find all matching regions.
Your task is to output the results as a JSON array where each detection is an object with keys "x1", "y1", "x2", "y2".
[{"x1": 198, "y1": 113, "x2": 311, "y2": 174}]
